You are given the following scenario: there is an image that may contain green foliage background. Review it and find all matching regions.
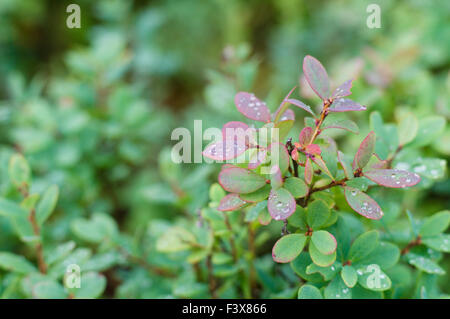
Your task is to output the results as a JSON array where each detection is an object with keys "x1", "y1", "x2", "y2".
[{"x1": 0, "y1": 0, "x2": 448, "y2": 298}]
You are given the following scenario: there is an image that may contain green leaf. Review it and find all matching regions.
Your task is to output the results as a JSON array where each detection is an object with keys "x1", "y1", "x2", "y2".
[
  {"x1": 409, "y1": 116, "x2": 446, "y2": 148},
  {"x1": 422, "y1": 234, "x2": 450, "y2": 252},
  {"x1": 357, "y1": 265, "x2": 392, "y2": 291},
  {"x1": 71, "y1": 213, "x2": 118, "y2": 244},
  {"x1": 324, "y1": 275, "x2": 351, "y2": 299},
  {"x1": 272, "y1": 234, "x2": 307, "y2": 263},
  {"x1": 298, "y1": 284, "x2": 323, "y2": 299},
  {"x1": 354, "y1": 131, "x2": 376, "y2": 169},
  {"x1": 398, "y1": 112, "x2": 418, "y2": 146},
  {"x1": 309, "y1": 241, "x2": 336, "y2": 267},
  {"x1": 283, "y1": 177, "x2": 308, "y2": 198},
  {"x1": 8, "y1": 153, "x2": 31, "y2": 188},
  {"x1": 0, "y1": 252, "x2": 37, "y2": 274},
  {"x1": 406, "y1": 253, "x2": 445, "y2": 275},
  {"x1": 419, "y1": 210, "x2": 450, "y2": 237},
  {"x1": 341, "y1": 265, "x2": 357, "y2": 288},
  {"x1": 245, "y1": 201, "x2": 267, "y2": 222},
  {"x1": 0, "y1": 198, "x2": 29, "y2": 218},
  {"x1": 307, "y1": 200, "x2": 330, "y2": 229},
  {"x1": 349, "y1": 230, "x2": 379, "y2": 262},
  {"x1": 156, "y1": 227, "x2": 197, "y2": 252},
  {"x1": 218, "y1": 167, "x2": 266, "y2": 194},
  {"x1": 36, "y1": 185, "x2": 59, "y2": 225},
  {"x1": 311, "y1": 230, "x2": 336, "y2": 255},
  {"x1": 287, "y1": 205, "x2": 308, "y2": 230},
  {"x1": 209, "y1": 183, "x2": 226, "y2": 202},
  {"x1": 32, "y1": 280, "x2": 67, "y2": 299},
  {"x1": 306, "y1": 262, "x2": 340, "y2": 281},
  {"x1": 239, "y1": 184, "x2": 271, "y2": 203},
  {"x1": 72, "y1": 272, "x2": 106, "y2": 298},
  {"x1": 290, "y1": 252, "x2": 323, "y2": 283},
  {"x1": 362, "y1": 242, "x2": 400, "y2": 269}
]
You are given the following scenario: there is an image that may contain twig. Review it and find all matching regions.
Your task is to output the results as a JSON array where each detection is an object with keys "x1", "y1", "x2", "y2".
[
  {"x1": 248, "y1": 223, "x2": 257, "y2": 298},
  {"x1": 28, "y1": 208, "x2": 47, "y2": 274},
  {"x1": 206, "y1": 255, "x2": 217, "y2": 299},
  {"x1": 224, "y1": 214, "x2": 238, "y2": 262},
  {"x1": 401, "y1": 236, "x2": 422, "y2": 255}
]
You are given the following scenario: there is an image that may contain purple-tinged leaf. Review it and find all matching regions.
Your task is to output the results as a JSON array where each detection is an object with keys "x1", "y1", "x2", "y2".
[
  {"x1": 332, "y1": 79, "x2": 353, "y2": 98},
  {"x1": 235, "y1": 92, "x2": 271, "y2": 122},
  {"x1": 221, "y1": 163, "x2": 238, "y2": 170},
  {"x1": 363, "y1": 169, "x2": 421, "y2": 188},
  {"x1": 354, "y1": 131, "x2": 376, "y2": 170},
  {"x1": 268, "y1": 143, "x2": 290, "y2": 174},
  {"x1": 279, "y1": 109, "x2": 295, "y2": 121},
  {"x1": 344, "y1": 186, "x2": 383, "y2": 220},
  {"x1": 272, "y1": 234, "x2": 307, "y2": 263},
  {"x1": 370, "y1": 157, "x2": 389, "y2": 169},
  {"x1": 217, "y1": 193, "x2": 247, "y2": 212},
  {"x1": 299, "y1": 127, "x2": 313, "y2": 146},
  {"x1": 312, "y1": 156, "x2": 334, "y2": 180},
  {"x1": 222, "y1": 121, "x2": 249, "y2": 140},
  {"x1": 303, "y1": 55, "x2": 330, "y2": 100},
  {"x1": 337, "y1": 151, "x2": 352, "y2": 179},
  {"x1": 305, "y1": 144, "x2": 321, "y2": 155},
  {"x1": 273, "y1": 86, "x2": 297, "y2": 121},
  {"x1": 203, "y1": 140, "x2": 248, "y2": 161},
  {"x1": 305, "y1": 157, "x2": 313, "y2": 185},
  {"x1": 268, "y1": 188, "x2": 296, "y2": 221},
  {"x1": 218, "y1": 167, "x2": 267, "y2": 194},
  {"x1": 328, "y1": 98, "x2": 366, "y2": 112},
  {"x1": 286, "y1": 99, "x2": 316, "y2": 117},
  {"x1": 270, "y1": 165, "x2": 283, "y2": 189},
  {"x1": 248, "y1": 148, "x2": 267, "y2": 169},
  {"x1": 322, "y1": 119, "x2": 359, "y2": 134}
]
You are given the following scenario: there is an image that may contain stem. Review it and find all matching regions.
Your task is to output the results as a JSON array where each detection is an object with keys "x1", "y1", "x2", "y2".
[
  {"x1": 28, "y1": 209, "x2": 47, "y2": 274},
  {"x1": 308, "y1": 99, "x2": 331, "y2": 145},
  {"x1": 116, "y1": 246, "x2": 176, "y2": 277},
  {"x1": 300, "y1": 177, "x2": 348, "y2": 206},
  {"x1": 386, "y1": 145, "x2": 403, "y2": 168},
  {"x1": 401, "y1": 236, "x2": 422, "y2": 255},
  {"x1": 247, "y1": 223, "x2": 256, "y2": 298},
  {"x1": 206, "y1": 255, "x2": 217, "y2": 299},
  {"x1": 224, "y1": 214, "x2": 238, "y2": 262}
]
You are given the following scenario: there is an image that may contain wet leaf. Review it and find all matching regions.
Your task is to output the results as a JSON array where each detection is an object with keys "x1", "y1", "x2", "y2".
[
  {"x1": 239, "y1": 184, "x2": 271, "y2": 203},
  {"x1": 235, "y1": 92, "x2": 271, "y2": 122},
  {"x1": 218, "y1": 167, "x2": 266, "y2": 194},
  {"x1": 267, "y1": 188, "x2": 296, "y2": 221},
  {"x1": 203, "y1": 139, "x2": 248, "y2": 161},
  {"x1": 422, "y1": 234, "x2": 450, "y2": 252},
  {"x1": 286, "y1": 99, "x2": 316, "y2": 117},
  {"x1": 217, "y1": 193, "x2": 247, "y2": 211},
  {"x1": 357, "y1": 265, "x2": 392, "y2": 291},
  {"x1": 272, "y1": 234, "x2": 307, "y2": 263},
  {"x1": 348, "y1": 230, "x2": 379, "y2": 262},
  {"x1": 248, "y1": 148, "x2": 267, "y2": 169},
  {"x1": 268, "y1": 143, "x2": 290, "y2": 174},
  {"x1": 298, "y1": 284, "x2": 323, "y2": 299},
  {"x1": 303, "y1": 55, "x2": 330, "y2": 100},
  {"x1": 311, "y1": 230, "x2": 337, "y2": 255},
  {"x1": 328, "y1": 98, "x2": 366, "y2": 112},
  {"x1": 332, "y1": 79, "x2": 353, "y2": 98},
  {"x1": 306, "y1": 200, "x2": 330, "y2": 229},
  {"x1": 419, "y1": 210, "x2": 450, "y2": 237},
  {"x1": 344, "y1": 187, "x2": 383, "y2": 220},
  {"x1": 363, "y1": 169, "x2": 421, "y2": 188},
  {"x1": 341, "y1": 265, "x2": 357, "y2": 288},
  {"x1": 299, "y1": 127, "x2": 313, "y2": 146},
  {"x1": 354, "y1": 131, "x2": 375, "y2": 169},
  {"x1": 406, "y1": 253, "x2": 445, "y2": 275},
  {"x1": 309, "y1": 241, "x2": 336, "y2": 267},
  {"x1": 270, "y1": 165, "x2": 283, "y2": 189}
]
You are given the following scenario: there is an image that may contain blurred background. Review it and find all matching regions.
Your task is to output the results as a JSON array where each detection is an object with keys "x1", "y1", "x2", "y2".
[{"x1": 0, "y1": 0, "x2": 448, "y2": 298}]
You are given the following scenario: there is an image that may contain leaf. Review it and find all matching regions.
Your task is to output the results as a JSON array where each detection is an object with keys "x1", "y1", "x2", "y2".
[
  {"x1": 222, "y1": 121, "x2": 250, "y2": 140},
  {"x1": 304, "y1": 158, "x2": 313, "y2": 185},
  {"x1": 270, "y1": 165, "x2": 283, "y2": 189},
  {"x1": 337, "y1": 151, "x2": 352, "y2": 179},
  {"x1": 0, "y1": 198, "x2": 29, "y2": 218},
  {"x1": 323, "y1": 119, "x2": 359, "y2": 134},
  {"x1": 245, "y1": 201, "x2": 267, "y2": 222},
  {"x1": 234, "y1": 92, "x2": 271, "y2": 122},
  {"x1": 267, "y1": 188, "x2": 296, "y2": 221},
  {"x1": 275, "y1": 120, "x2": 294, "y2": 141},
  {"x1": 348, "y1": 230, "x2": 379, "y2": 262},
  {"x1": 72, "y1": 272, "x2": 106, "y2": 298},
  {"x1": 156, "y1": 227, "x2": 196, "y2": 252},
  {"x1": 0, "y1": 252, "x2": 37, "y2": 274},
  {"x1": 258, "y1": 208, "x2": 272, "y2": 225},
  {"x1": 209, "y1": 183, "x2": 226, "y2": 202},
  {"x1": 305, "y1": 144, "x2": 321, "y2": 155},
  {"x1": 419, "y1": 210, "x2": 450, "y2": 237},
  {"x1": 398, "y1": 112, "x2": 418, "y2": 146},
  {"x1": 71, "y1": 213, "x2": 117, "y2": 244},
  {"x1": 306, "y1": 262, "x2": 340, "y2": 281},
  {"x1": 341, "y1": 266, "x2": 357, "y2": 288},
  {"x1": 279, "y1": 109, "x2": 295, "y2": 121},
  {"x1": 422, "y1": 234, "x2": 450, "y2": 252},
  {"x1": 283, "y1": 177, "x2": 308, "y2": 199},
  {"x1": 406, "y1": 253, "x2": 445, "y2": 275},
  {"x1": 363, "y1": 169, "x2": 421, "y2": 188},
  {"x1": 202, "y1": 139, "x2": 248, "y2": 161},
  {"x1": 306, "y1": 200, "x2": 330, "y2": 229},
  {"x1": 272, "y1": 234, "x2": 307, "y2": 263},
  {"x1": 332, "y1": 79, "x2": 353, "y2": 98},
  {"x1": 324, "y1": 275, "x2": 351, "y2": 299},
  {"x1": 309, "y1": 241, "x2": 336, "y2": 267},
  {"x1": 409, "y1": 116, "x2": 446, "y2": 148},
  {"x1": 8, "y1": 153, "x2": 31, "y2": 188},
  {"x1": 298, "y1": 285, "x2": 323, "y2": 299},
  {"x1": 354, "y1": 131, "x2": 376, "y2": 169},
  {"x1": 363, "y1": 242, "x2": 400, "y2": 269},
  {"x1": 267, "y1": 143, "x2": 290, "y2": 174},
  {"x1": 239, "y1": 184, "x2": 271, "y2": 203},
  {"x1": 248, "y1": 148, "x2": 267, "y2": 169},
  {"x1": 36, "y1": 185, "x2": 59, "y2": 225},
  {"x1": 312, "y1": 156, "x2": 334, "y2": 180},
  {"x1": 328, "y1": 98, "x2": 366, "y2": 112},
  {"x1": 286, "y1": 99, "x2": 316, "y2": 117},
  {"x1": 217, "y1": 193, "x2": 247, "y2": 211},
  {"x1": 299, "y1": 127, "x2": 313, "y2": 146},
  {"x1": 32, "y1": 280, "x2": 67, "y2": 299},
  {"x1": 218, "y1": 167, "x2": 267, "y2": 194},
  {"x1": 311, "y1": 230, "x2": 337, "y2": 255},
  {"x1": 344, "y1": 187, "x2": 383, "y2": 220},
  {"x1": 303, "y1": 55, "x2": 330, "y2": 100},
  {"x1": 357, "y1": 265, "x2": 392, "y2": 291}
]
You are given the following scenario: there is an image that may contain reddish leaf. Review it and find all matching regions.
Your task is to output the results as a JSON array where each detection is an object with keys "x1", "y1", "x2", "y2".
[
  {"x1": 203, "y1": 140, "x2": 248, "y2": 161},
  {"x1": 268, "y1": 188, "x2": 296, "y2": 221},
  {"x1": 291, "y1": 148, "x2": 299, "y2": 161},
  {"x1": 299, "y1": 127, "x2": 313, "y2": 146},
  {"x1": 248, "y1": 148, "x2": 267, "y2": 169},
  {"x1": 222, "y1": 121, "x2": 250, "y2": 141},
  {"x1": 328, "y1": 98, "x2": 366, "y2": 112},
  {"x1": 235, "y1": 92, "x2": 271, "y2": 122},
  {"x1": 286, "y1": 99, "x2": 316, "y2": 117},
  {"x1": 218, "y1": 167, "x2": 267, "y2": 194},
  {"x1": 217, "y1": 193, "x2": 247, "y2": 211},
  {"x1": 305, "y1": 144, "x2": 321, "y2": 155},
  {"x1": 305, "y1": 157, "x2": 313, "y2": 185},
  {"x1": 354, "y1": 131, "x2": 376, "y2": 170},
  {"x1": 273, "y1": 86, "x2": 297, "y2": 121},
  {"x1": 332, "y1": 79, "x2": 353, "y2": 98},
  {"x1": 279, "y1": 109, "x2": 295, "y2": 121},
  {"x1": 363, "y1": 169, "x2": 421, "y2": 188},
  {"x1": 270, "y1": 165, "x2": 284, "y2": 189},
  {"x1": 303, "y1": 55, "x2": 330, "y2": 100},
  {"x1": 344, "y1": 186, "x2": 383, "y2": 220}
]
